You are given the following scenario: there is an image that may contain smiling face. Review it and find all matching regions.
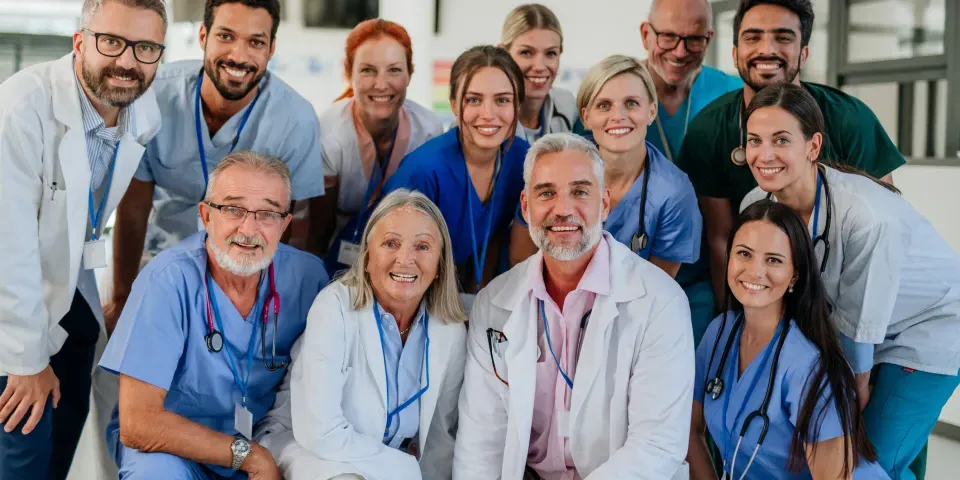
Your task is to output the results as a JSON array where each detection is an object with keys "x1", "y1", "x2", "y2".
[
  {"x1": 199, "y1": 3, "x2": 276, "y2": 101},
  {"x1": 506, "y1": 28, "x2": 561, "y2": 101},
  {"x1": 366, "y1": 205, "x2": 443, "y2": 309},
  {"x1": 746, "y1": 105, "x2": 821, "y2": 193},
  {"x1": 734, "y1": 4, "x2": 808, "y2": 92},
  {"x1": 727, "y1": 219, "x2": 796, "y2": 311},
  {"x1": 351, "y1": 36, "x2": 411, "y2": 124},
  {"x1": 74, "y1": 1, "x2": 166, "y2": 108},
  {"x1": 583, "y1": 72, "x2": 656, "y2": 154},
  {"x1": 521, "y1": 150, "x2": 610, "y2": 261},
  {"x1": 452, "y1": 66, "x2": 517, "y2": 152},
  {"x1": 641, "y1": 0, "x2": 712, "y2": 86}
]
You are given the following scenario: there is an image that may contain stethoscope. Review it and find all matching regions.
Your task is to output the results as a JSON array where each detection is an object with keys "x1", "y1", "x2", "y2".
[
  {"x1": 702, "y1": 311, "x2": 792, "y2": 480},
  {"x1": 653, "y1": 96, "x2": 692, "y2": 163},
  {"x1": 731, "y1": 95, "x2": 748, "y2": 166},
  {"x1": 373, "y1": 298, "x2": 430, "y2": 442},
  {"x1": 204, "y1": 262, "x2": 288, "y2": 372},
  {"x1": 540, "y1": 300, "x2": 592, "y2": 389},
  {"x1": 766, "y1": 167, "x2": 833, "y2": 274},
  {"x1": 193, "y1": 69, "x2": 264, "y2": 191},
  {"x1": 631, "y1": 153, "x2": 652, "y2": 256}
]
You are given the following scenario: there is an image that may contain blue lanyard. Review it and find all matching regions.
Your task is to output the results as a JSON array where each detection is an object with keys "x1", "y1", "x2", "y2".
[
  {"x1": 372, "y1": 298, "x2": 430, "y2": 441},
  {"x1": 537, "y1": 102, "x2": 548, "y2": 138},
  {"x1": 719, "y1": 320, "x2": 784, "y2": 466},
  {"x1": 811, "y1": 171, "x2": 823, "y2": 241},
  {"x1": 465, "y1": 151, "x2": 501, "y2": 289},
  {"x1": 540, "y1": 300, "x2": 575, "y2": 389},
  {"x1": 205, "y1": 273, "x2": 260, "y2": 407},
  {"x1": 352, "y1": 132, "x2": 398, "y2": 241},
  {"x1": 193, "y1": 71, "x2": 264, "y2": 189},
  {"x1": 87, "y1": 141, "x2": 121, "y2": 241}
]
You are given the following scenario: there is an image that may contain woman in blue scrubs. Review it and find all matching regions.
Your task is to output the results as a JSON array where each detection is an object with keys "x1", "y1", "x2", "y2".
[
  {"x1": 689, "y1": 200, "x2": 885, "y2": 479},
  {"x1": 382, "y1": 45, "x2": 528, "y2": 294},
  {"x1": 739, "y1": 84, "x2": 960, "y2": 480},
  {"x1": 509, "y1": 55, "x2": 701, "y2": 280},
  {"x1": 500, "y1": 4, "x2": 578, "y2": 144}
]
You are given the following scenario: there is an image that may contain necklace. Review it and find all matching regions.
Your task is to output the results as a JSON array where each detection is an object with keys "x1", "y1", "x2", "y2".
[{"x1": 399, "y1": 323, "x2": 411, "y2": 336}]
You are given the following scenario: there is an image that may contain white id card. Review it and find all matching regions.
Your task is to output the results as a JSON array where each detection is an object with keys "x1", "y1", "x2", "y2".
[
  {"x1": 82, "y1": 239, "x2": 107, "y2": 270},
  {"x1": 338, "y1": 241, "x2": 361, "y2": 266},
  {"x1": 235, "y1": 403, "x2": 253, "y2": 440},
  {"x1": 557, "y1": 410, "x2": 570, "y2": 437}
]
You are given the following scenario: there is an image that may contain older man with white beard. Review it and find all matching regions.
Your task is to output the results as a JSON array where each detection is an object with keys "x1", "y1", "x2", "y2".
[
  {"x1": 98, "y1": 150, "x2": 328, "y2": 479},
  {"x1": 454, "y1": 133, "x2": 695, "y2": 480}
]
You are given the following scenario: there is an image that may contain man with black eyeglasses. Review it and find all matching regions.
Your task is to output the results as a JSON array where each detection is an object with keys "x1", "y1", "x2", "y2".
[
  {"x1": 639, "y1": 0, "x2": 743, "y2": 348},
  {"x1": 0, "y1": 1, "x2": 165, "y2": 478}
]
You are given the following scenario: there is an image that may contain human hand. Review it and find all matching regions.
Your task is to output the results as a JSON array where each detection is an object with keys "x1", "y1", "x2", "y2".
[
  {"x1": 0, "y1": 365, "x2": 60, "y2": 434},
  {"x1": 243, "y1": 443, "x2": 282, "y2": 480}
]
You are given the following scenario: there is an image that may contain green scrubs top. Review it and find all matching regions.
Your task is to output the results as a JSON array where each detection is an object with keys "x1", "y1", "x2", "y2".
[{"x1": 676, "y1": 81, "x2": 905, "y2": 208}]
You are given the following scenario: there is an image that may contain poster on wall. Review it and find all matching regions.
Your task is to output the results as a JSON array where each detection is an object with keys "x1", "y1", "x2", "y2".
[{"x1": 432, "y1": 59, "x2": 454, "y2": 125}]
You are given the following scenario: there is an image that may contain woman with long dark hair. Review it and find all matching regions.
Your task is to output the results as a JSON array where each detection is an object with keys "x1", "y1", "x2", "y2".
[
  {"x1": 739, "y1": 83, "x2": 960, "y2": 479},
  {"x1": 687, "y1": 201, "x2": 885, "y2": 479}
]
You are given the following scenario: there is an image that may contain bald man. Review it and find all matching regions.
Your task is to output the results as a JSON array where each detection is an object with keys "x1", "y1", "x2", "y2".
[{"x1": 639, "y1": 0, "x2": 742, "y2": 344}]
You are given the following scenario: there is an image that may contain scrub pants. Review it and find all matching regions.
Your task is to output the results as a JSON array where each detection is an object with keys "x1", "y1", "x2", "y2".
[
  {"x1": 0, "y1": 290, "x2": 100, "y2": 480},
  {"x1": 118, "y1": 447, "x2": 248, "y2": 479},
  {"x1": 864, "y1": 363, "x2": 960, "y2": 480}
]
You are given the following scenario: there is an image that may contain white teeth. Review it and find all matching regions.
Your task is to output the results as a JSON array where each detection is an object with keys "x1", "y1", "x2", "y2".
[
  {"x1": 477, "y1": 127, "x2": 499, "y2": 135},
  {"x1": 741, "y1": 281, "x2": 768, "y2": 291},
  {"x1": 224, "y1": 67, "x2": 248, "y2": 78},
  {"x1": 548, "y1": 226, "x2": 579, "y2": 232},
  {"x1": 607, "y1": 127, "x2": 633, "y2": 135},
  {"x1": 389, "y1": 273, "x2": 417, "y2": 283},
  {"x1": 371, "y1": 95, "x2": 391, "y2": 102},
  {"x1": 758, "y1": 167, "x2": 783, "y2": 175},
  {"x1": 666, "y1": 60, "x2": 686, "y2": 67},
  {"x1": 754, "y1": 63, "x2": 781, "y2": 70},
  {"x1": 528, "y1": 76, "x2": 548, "y2": 86},
  {"x1": 113, "y1": 75, "x2": 132, "y2": 81}
]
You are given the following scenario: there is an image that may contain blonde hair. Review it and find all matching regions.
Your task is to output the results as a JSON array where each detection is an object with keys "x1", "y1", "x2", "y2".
[
  {"x1": 501, "y1": 3, "x2": 563, "y2": 51},
  {"x1": 340, "y1": 189, "x2": 467, "y2": 324},
  {"x1": 576, "y1": 55, "x2": 659, "y2": 116},
  {"x1": 204, "y1": 150, "x2": 292, "y2": 206}
]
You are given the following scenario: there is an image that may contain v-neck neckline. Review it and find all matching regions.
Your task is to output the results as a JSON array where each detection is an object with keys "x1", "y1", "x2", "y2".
[{"x1": 209, "y1": 272, "x2": 268, "y2": 324}]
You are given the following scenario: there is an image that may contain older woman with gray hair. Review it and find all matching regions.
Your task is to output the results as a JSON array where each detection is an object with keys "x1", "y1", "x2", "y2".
[{"x1": 255, "y1": 189, "x2": 467, "y2": 480}]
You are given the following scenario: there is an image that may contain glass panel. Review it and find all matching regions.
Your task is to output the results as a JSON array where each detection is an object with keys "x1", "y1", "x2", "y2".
[
  {"x1": 712, "y1": 10, "x2": 737, "y2": 75},
  {"x1": 842, "y1": 82, "x2": 899, "y2": 143},
  {"x1": 842, "y1": 79, "x2": 948, "y2": 159},
  {"x1": 847, "y1": 0, "x2": 945, "y2": 63}
]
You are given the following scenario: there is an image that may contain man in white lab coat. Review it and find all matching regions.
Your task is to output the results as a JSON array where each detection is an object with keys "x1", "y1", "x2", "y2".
[
  {"x1": 455, "y1": 132, "x2": 694, "y2": 480},
  {"x1": 0, "y1": 1, "x2": 165, "y2": 478}
]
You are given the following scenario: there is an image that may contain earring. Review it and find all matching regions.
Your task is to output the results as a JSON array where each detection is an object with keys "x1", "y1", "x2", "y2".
[{"x1": 788, "y1": 284, "x2": 794, "y2": 293}]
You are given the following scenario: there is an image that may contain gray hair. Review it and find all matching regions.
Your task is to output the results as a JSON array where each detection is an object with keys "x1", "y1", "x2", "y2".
[
  {"x1": 204, "y1": 150, "x2": 293, "y2": 206},
  {"x1": 523, "y1": 132, "x2": 606, "y2": 191},
  {"x1": 340, "y1": 189, "x2": 467, "y2": 324},
  {"x1": 82, "y1": 0, "x2": 169, "y2": 29}
]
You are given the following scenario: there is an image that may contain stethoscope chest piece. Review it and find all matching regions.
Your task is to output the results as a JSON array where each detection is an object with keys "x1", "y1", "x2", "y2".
[
  {"x1": 731, "y1": 146, "x2": 747, "y2": 166},
  {"x1": 631, "y1": 233, "x2": 648, "y2": 253},
  {"x1": 706, "y1": 377, "x2": 725, "y2": 400},
  {"x1": 206, "y1": 330, "x2": 224, "y2": 353}
]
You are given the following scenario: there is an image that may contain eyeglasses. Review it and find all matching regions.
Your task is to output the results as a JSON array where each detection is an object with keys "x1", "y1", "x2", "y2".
[
  {"x1": 648, "y1": 25, "x2": 710, "y2": 54},
  {"x1": 82, "y1": 29, "x2": 165, "y2": 64},
  {"x1": 204, "y1": 201, "x2": 289, "y2": 226}
]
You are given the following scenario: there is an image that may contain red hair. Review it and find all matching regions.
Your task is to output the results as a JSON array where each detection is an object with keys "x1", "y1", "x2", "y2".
[{"x1": 336, "y1": 19, "x2": 414, "y2": 102}]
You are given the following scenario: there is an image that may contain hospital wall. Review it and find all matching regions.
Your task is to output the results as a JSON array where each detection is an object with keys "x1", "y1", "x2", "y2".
[{"x1": 159, "y1": 0, "x2": 960, "y2": 429}]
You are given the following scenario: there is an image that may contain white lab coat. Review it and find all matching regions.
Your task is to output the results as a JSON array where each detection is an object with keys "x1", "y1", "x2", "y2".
[
  {"x1": 454, "y1": 235, "x2": 694, "y2": 480},
  {"x1": 0, "y1": 54, "x2": 159, "y2": 376},
  {"x1": 256, "y1": 281, "x2": 467, "y2": 480}
]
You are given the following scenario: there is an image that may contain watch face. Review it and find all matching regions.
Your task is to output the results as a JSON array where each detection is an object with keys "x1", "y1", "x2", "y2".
[{"x1": 233, "y1": 438, "x2": 251, "y2": 455}]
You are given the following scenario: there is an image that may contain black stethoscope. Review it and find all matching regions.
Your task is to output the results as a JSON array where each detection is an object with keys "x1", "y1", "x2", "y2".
[
  {"x1": 702, "y1": 311, "x2": 792, "y2": 480},
  {"x1": 204, "y1": 262, "x2": 288, "y2": 371},
  {"x1": 631, "y1": 155, "x2": 652, "y2": 255},
  {"x1": 766, "y1": 167, "x2": 832, "y2": 274},
  {"x1": 731, "y1": 95, "x2": 748, "y2": 166}
]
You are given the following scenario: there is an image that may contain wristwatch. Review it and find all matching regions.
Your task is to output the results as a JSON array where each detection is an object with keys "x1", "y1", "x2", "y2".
[{"x1": 230, "y1": 436, "x2": 252, "y2": 471}]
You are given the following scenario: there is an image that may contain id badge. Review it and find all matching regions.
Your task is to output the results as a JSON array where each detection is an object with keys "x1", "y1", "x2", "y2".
[
  {"x1": 557, "y1": 410, "x2": 570, "y2": 437},
  {"x1": 234, "y1": 403, "x2": 253, "y2": 440},
  {"x1": 337, "y1": 241, "x2": 361, "y2": 266},
  {"x1": 82, "y1": 239, "x2": 107, "y2": 270}
]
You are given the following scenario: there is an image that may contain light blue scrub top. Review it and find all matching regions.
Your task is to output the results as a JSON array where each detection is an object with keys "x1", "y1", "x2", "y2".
[
  {"x1": 99, "y1": 232, "x2": 329, "y2": 476},
  {"x1": 381, "y1": 128, "x2": 529, "y2": 285},
  {"x1": 646, "y1": 65, "x2": 742, "y2": 162},
  {"x1": 695, "y1": 313, "x2": 890, "y2": 479},
  {"x1": 375, "y1": 301, "x2": 428, "y2": 448},
  {"x1": 604, "y1": 141, "x2": 702, "y2": 263},
  {"x1": 136, "y1": 60, "x2": 326, "y2": 254}
]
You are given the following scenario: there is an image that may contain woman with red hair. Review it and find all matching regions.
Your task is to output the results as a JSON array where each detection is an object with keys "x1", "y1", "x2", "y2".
[{"x1": 316, "y1": 19, "x2": 444, "y2": 275}]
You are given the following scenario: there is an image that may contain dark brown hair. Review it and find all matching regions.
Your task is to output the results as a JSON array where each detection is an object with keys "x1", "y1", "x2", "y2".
[{"x1": 448, "y1": 45, "x2": 525, "y2": 148}]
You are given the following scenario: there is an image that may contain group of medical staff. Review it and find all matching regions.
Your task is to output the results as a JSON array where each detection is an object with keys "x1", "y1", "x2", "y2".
[{"x1": 1, "y1": 0, "x2": 959, "y2": 478}]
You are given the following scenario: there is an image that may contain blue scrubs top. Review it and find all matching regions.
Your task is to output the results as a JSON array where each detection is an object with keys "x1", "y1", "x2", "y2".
[
  {"x1": 99, "y1": 232, "x2": 329, "y2": 476},
  {"x1": 646, "y1": 65, "x2": 742, "y2": 163},
  {"x1": 695, "y1": 313, "x2": 890, "y2": 479},
  {"x1": 604, "y1": 142, "x2": 701, "y2": 263},
  {"x1": 381, "y1": 128, "x2": 528, "y2": 287},
  {"x1": 136, "y1": 60, "x2": 326, "y2": 254}
]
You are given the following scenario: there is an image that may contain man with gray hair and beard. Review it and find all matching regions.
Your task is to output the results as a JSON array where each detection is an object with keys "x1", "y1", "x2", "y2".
[
  {"x1": 0, "y1": 0, "x2": 166, "y2": 477},
  {"x1": 455, "y1": 132, "x2": 694, "y2": 480},
  {"x1": 98, "y1": 150, "x2": 328, "y2": 479}
]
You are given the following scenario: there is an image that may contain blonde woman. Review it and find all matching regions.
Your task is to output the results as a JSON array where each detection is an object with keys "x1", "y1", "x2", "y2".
[
  {"x1": 255, "y1": 190, "x2": 467, "y2": 480},
  {"x1": 501, "y1": 3, "x2": 578, "y2": 143}
]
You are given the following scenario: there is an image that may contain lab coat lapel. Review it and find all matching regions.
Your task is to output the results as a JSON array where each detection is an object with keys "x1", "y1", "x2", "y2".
[
  {"x1": 105, "y1": 134, "x2": 145, "y2": 215},
  {"x1": 358, "y1": 306, "x2": 388, "y2": 407},
  {"x1": 418, "y1": 318, "x2": 450, "y2": 449}
]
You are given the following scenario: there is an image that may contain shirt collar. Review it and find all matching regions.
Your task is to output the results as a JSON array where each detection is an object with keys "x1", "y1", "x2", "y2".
[
  {"x1": 375, "y1": 298, "x2": 427, "y2": 326},
  {"x1": 530, "y1": 234, "x2": 613, "y2": 302}
]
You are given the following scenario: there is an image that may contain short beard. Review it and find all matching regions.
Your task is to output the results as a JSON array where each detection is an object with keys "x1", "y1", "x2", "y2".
[
  {"x1": 737, "y1": 55, "x2": 802, "y2": 93},
  {"x1": 529, "y1": 213, "x2": 604, "y2": 262},
  {"x1": 203, "y1": 57, "x2": 264, "y2": 102},
  {"x1": 207, "y1": 222, "x2": 273, "y2": 277},
  {"x1": 80, "y1": 57, "x2": 149, "y2": 109}
]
